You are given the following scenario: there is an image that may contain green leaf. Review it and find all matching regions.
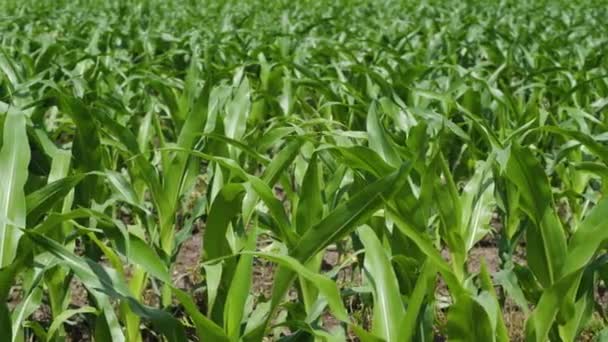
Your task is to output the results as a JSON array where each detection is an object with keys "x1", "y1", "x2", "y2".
[
  {"x1": 505, "y1": 145, "x2": 566, "y2": 287},
  {"x1": 203, "y1": 263, "x2": 223, "y2": 317},
  {"x1": 225, "y1": 74, "x2": 251, "y2": 156},
  {"x1": 525, "y1": 197, "x2": 608, "y2": 342},
  {"x1": 543, "y1": 127, "x2": 608, "y2": 163},
  {"x1": 26, "y1": 174, "x2": 86, "y2": 224},
  {"x1": 174, "y1": 289, "x2": 230, "y2": 342},
  {"x1": 11, "y1": 287, "x2": 43, "y2": 342},
  {"x1": 327, "y1": 146, "x2": 394, "y2": 178},
  {"x1": 367, "y1": 101, "x2": 401, "y2": 167},
  {"x1": 561, "y1": 196, "x2": 608, "y2": 276},
  {"x1": 358, "y1": 225, "x2": 405, "y2": 342},
  {"x1": 295, "y1": 152, "x2": 323, "y2": 234},
  {"x1": 46, "y1": 306, "x2": 98, "y2": 341},
  {"x1": 0, "y1": 110, "x2": 30, "y2": 267},
  {"x1": 261, "y1": 139, "x2": 304, "y2": 185},
  {"x1": 247, "y1": 176, "x2": 298, "y2": 247},
  {"x1": 26, "y1": 232, "x2": 187, "y2": 342},
  {"x1": 461, "y1": 158, "x2": 495, "y2": 251},
  {"x1": 246, "y1": 251, "x2": 349, "y2": 322},
  {"x1": 494, "y1": 267, "x2": 530, "y2": 315},
  {"x1": 291, "y1": 163, "x2": 410, "y2": 264},
  {"x1": 447, "y1": 294, "x2": 494, "y2": 342},
  {"x1": 267, "y1": 164, "x2": 412, "y2": 332},
  {"x1": 57, "y1": 94, "x2": 103, "y2": 205},
  {"x1": 399, "y1": 261, "x2": 436, "y2": 341},
  {"x1": 0, "y1": 301, "x2": 14, "y2": 336},
  {"x1": 243, "y1": 138, "x2": 303, "y2": 224},
  {"x1": 203, "y1": 183, "x2": 247, "y2": 261},
  {"x1": 432, "y1": 153, "x2": 465, "y2": 270},
  {"x1": 479, "y1": 261, "x2": 509, "y2": 342},
  {"x1": 163, "y1": 82, "x2": 208, "y2": 219},
  {"x1": 103, "y1": 171, "x2": 147, "y2": 212},
  {"x1": 224, "y1": 227, "x2": 256, "y2": 340},
  {"x1": 126, "y1": 235, "x2": 171, "y2": 284},
  {"x1": 386, "y1": 204, "x2": 462, "y2": 293}
]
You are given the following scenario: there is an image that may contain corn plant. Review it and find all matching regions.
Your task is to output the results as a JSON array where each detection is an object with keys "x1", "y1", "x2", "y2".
[{"x1": 1, "y1": 0, "x2": 608, "y2": 341}]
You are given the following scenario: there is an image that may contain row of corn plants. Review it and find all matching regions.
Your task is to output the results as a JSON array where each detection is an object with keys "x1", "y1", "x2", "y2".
[{"x1": 1, "y1": 0, "x2": 608, "y2": 340}]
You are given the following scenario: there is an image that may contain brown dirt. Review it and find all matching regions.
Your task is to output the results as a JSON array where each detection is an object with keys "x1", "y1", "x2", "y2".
[
  {"x1": 467, "y1": 245, "x2": 500, "y2": 274},
  {"x1": 70, "y1": 278, "x2": 89, "y2": 307},
  {"x1": 174, "y1": 231, "x2": 203, "y2": 290}
]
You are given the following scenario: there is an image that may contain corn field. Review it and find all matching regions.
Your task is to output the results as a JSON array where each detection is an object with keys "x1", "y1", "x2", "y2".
[{"x1": 1, "y1": 0, "x2": 608, "y2": 341}]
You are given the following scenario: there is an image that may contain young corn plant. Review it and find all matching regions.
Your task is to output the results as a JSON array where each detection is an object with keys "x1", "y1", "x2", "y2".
[{"x1": 1, "y1": 0, "x2": 608, "y2": 341}]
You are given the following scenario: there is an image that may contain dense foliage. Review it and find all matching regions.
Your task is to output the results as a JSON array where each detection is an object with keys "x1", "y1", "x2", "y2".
[{"x1": 1, "y1": 0, "x2": 608, "y2": 341}]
